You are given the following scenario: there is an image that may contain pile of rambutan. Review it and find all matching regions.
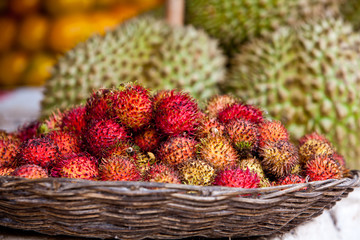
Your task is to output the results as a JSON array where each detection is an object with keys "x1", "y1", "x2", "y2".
[{"x1": 0, "y1": 83, "x2": 350, "y2": 190}]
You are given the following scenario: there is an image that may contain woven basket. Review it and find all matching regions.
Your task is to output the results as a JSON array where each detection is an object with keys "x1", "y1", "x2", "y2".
[{"x1": 0, "y1": 171, "x2": 359, "y2": 240}]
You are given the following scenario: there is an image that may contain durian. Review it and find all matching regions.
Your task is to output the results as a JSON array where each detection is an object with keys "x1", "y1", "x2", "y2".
[
  {"x1": 41, "y1": 17, "x2": 226, "y2": 118},
  {"x1": 185, "y1": 0, "x2": 343, "y2": 55},
  {"x1": 225, "y1": 18, "x2": 360, "y2": 169}
]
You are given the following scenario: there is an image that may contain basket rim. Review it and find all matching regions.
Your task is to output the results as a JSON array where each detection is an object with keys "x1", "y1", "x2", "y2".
[{"x1": 1, "y1": 170, "x2": 359, "y2": 197}]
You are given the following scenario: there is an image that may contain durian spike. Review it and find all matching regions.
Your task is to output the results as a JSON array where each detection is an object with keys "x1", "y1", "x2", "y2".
[{"x1": 166, "y1": 0, "x2": 184, "y2": 26}]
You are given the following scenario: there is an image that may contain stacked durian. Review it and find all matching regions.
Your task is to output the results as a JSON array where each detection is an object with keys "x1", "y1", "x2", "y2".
[{"x1": 0, "y1": 84, "x2": 349, "y2": 189}]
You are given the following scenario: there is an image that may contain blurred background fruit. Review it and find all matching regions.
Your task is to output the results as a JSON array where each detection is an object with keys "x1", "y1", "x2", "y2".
[{"x1": 0, "y1": 0, "x2": 165, "y2": 88}]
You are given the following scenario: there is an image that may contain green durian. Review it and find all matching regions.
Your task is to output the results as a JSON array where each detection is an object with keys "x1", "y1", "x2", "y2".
[
  {"x1": 225, "y1": 17, "x2": 360, "y2": 169},
  {"x1": 185, "y1": 0, "x2": 343, "y2": 55},
  {"x1": 40, "y1": 16, "x2": 226, "y2": 118},
  {"x1": 340, "y1": 0, "x2": 360, "y2": 30}
]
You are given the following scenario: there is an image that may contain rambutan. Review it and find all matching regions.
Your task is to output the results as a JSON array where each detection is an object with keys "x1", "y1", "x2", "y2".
[
  {"x1": 197, "y1": 133, "x2": 239, "y2": 170},
  {"x1": 0, "y1": 167, "x2": 15, "y2": 176},
  {"x1": 99, "y1": 155, "x2": 141, "y2": 181},
  {"x1": 0, "y1": 138, "x2": 20, "y2": 168},
  {"x1": 298, "y1": 139, "x2": 335, "y2": 165},
  {"x1": 154, "y1": 91, "x2": 201, "y2": 136},
  {"x1": 298, "y1": 132, "x2": 331, "y2": 146},
  {"x1": 214, "y1": 167, "x2": 260, "y2": 188},
  {"x1": 133, "y1": 127, "x2": 161, "y2": 152},
  {"x1": 276, "y1": 174, "x2": 306, "y2": 186},
  {"x1": 84, "y1": 119, "x2": 130, "y2": 158},
  {"x1": 238, "y1": 158, "x2": 270, "y2": 187},
  {"x1": 12, "y1": 164, "x2": 48, "y2": 179},
  {"x1": 304, "y1": 155, "x2": 343, "y2": 181},
  {"x1": 110, "y1": 84, "x2": 153, "y2": 129},
  {"x1": 258, "y1": 120, "x2": 289, "y2": 148},
  {"x1": 144, "y1": 163, "x2": 181, "y2": 184},
  {"x1": 85, "y1": 88, "x2": 112, "y2": 122},
  {"x1": 260, "y1": 140, "x2": 299, "y2": 178},
  {"x1": 18, "y1": 137, "x2": 59, "y2": 169},
  {"x1": 205, "y1": 94, "x2": 237, "y2": 118},
  {"x1": 53, "y1": 153, "x2": 99, "y2": 180},
  {"x1": 179, "y1": 159, "x2": 215, "y2": 186},
  {"x1": 133, "y1": 151, "x2": 157, "y2": 175},
  {"x1": 225, "y1": 119, "x2": 259, "y2": 155},
  {"x1": 196, "y1": 116, "x2": 225, "y2": 139},
  {"x1": 38, "y1": 109, "x2": 64, "y2": 135},
  {"x1": 217, "y1": 102, "x2": 264, "y2": 125},
  {"x1": 16, "y1": 120, "x2": 41, "y2": 142},
  {"x1": 61, "y1": 105, "x2": 86, "y2": 136},
  {"x1": 46, "y1": 130, "x2": 81, "y2": 156},
  {"x1": 152, "y1": 89, "x2": 173, "y2": 111},
  {"x1": 103, "y1": 142, "x2": 134, "y2": 158},
  {"x1": 157, "y1": 136, "x2": 198, "y2": 166}
]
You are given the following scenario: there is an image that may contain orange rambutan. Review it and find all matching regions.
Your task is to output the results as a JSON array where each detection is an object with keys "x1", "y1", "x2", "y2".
[
  {"x1": 258, "y1": 120, "x2": 289, "y2": 148},
  {"x1": 305, "y1": 155, "x2": 343, "y2": 181},
  {"x1": 12, "y1": 164, "x2": 48, "y2": 179},
  {"x1": 197, "y1": 132, "x2": 239, "y2": 170},
  {"x1": 99, "y1": 155, "x2": 141, "y2": 181},
  {"x1": 157, "y1": 135, "x2": 198, "y2": 166}
]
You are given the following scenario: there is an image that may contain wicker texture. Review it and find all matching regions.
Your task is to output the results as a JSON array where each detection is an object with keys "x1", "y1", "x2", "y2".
[{"x1": 0, "y1": 171, "x2": 359, "y2": 240}]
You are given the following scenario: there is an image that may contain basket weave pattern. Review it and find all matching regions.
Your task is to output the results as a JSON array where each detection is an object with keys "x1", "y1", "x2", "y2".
[{"x1": 0, "y1": 171, "x2": 359, "y2": 239}]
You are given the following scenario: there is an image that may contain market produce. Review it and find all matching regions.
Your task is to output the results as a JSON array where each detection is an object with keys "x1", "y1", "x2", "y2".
[
  {"x1": 179, "y1": 159, "x2": 215, "y2": 186},
  {"x1": 185, "y1": 0, "x2": 343, "y2": 55},
  {"x1": 144, "y1": 163, "x2": 181, "y2": 184},
  {"x1": 99, "y1": 155, "x2": 142, "y2": 181},
  {"x1": 40, "y1": 16, "x2": 226, "y2": 118},
  {"x1": 226, "y1": 17, "x2": 360, "y2": 169},
  {"x1": 11, "y1": 164, "x2": 48, "y2": 179},
  {"x1": 0, "y1": 84, "x2": 351, "y2": 188}
]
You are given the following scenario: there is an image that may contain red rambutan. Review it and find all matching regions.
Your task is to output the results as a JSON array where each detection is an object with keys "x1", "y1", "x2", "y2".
[
  {"x1": 157, "y1": 136, "x2": 198, "y2": 166},
  {"x1": 196, "y1": 116, "x2": 225, "y2": 139},
  {"x1": 276, "y1": 174, "x2": 306, "y2": 186},
  {"x1": 214, "y1": 167, "x2": 260, "y2": 188},
  {"x1": 217, "y1": 102, "x2": 264, "y2": 125},
  {"x1": 15, "y1": 120, "x2": 41, "y2": 142},
  {"x1": 18, "y1": 137, "x2": 59, "y2": 168},
  {"x1": 225, "y1": 119, "x2": 259, "y2": 154},
  {"x1": 61, "y1": 105, "x2": 86, "y2": 136},
  {"x1": 205, "y1": 94, "x2": 237, "y2": 118},
  {"x1": 133, "y1": 127, "x2": 162, "y2": 152},
  {"x1": 85, "y1": 88, "x2": 112, "y2": 122},
  {"x1": 144, "y1": 163, "x2": 181, "y2": 184},
  {"x1": 305, "y1": 155, "x2": 343, "y2": 181},
  {"x1": 258, "y1": 120, "x2": 289, "y2": 148},
  {"x1": 154, "y1": 91, "x2": 201, "y2": 136},
  {"x1": 84, "y1": 119, "x2": 130, "y2": 158},
  {"x1": 53, "y1": 153, "x2": 99, "y2": 180},
  {"x1": 12, "y1": 164, "x2": 48, "y2": 179},
  {"x1": 298, "y1": 132, "x2": 331, "y2": 146},
  {"x1": 46, "y1": 130, "x2": 82, "y2": 156},
  {"x1": 99, "y1": 155, "x2": 141, "y2": 181},
  {"x1": 110, "y1": 84, "x2": 153, "y2": 129},
  {"x1": 260, "y1": 140, "x2": 299, "y2": 178}
]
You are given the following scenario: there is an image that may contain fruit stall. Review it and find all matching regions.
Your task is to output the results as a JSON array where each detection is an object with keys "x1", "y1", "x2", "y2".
[{"x1": 0, "y1": 0, "x2": 360, "y2": 240}]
